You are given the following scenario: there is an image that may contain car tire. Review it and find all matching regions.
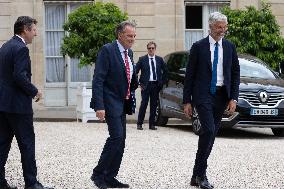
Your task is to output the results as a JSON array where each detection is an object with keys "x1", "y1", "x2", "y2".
[
  {"x1": 271, "y1": 128, "x2": 284, "y2": 137},
  {"x1": 192, "y1": 107, "x2": 202, "y2": 135},
  {"x1": 154, "y1": 100, "x2": 168, "y2": 126}
]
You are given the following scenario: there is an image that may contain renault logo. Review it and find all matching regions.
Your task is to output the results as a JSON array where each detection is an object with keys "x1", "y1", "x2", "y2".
[{"x1": 259, "y1": 91, "x2": 268, "y2": 103}]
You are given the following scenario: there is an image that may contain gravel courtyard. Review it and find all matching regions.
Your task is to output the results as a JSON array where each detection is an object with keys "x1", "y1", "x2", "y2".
[{"x1": 5, "y1": 122, "x2": 284, "y2": 189}]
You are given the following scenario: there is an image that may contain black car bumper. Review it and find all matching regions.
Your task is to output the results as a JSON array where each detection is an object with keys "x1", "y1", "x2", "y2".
[{"x1": 221, "y1": 99, "x2": 284, "y2": 128}]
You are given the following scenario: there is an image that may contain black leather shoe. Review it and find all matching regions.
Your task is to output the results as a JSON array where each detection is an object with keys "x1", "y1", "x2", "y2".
[
  {"x1": 190, "y1": 175, "x2": 214, "y2": 188},
  {"x1": 137, "y1": 124, "x2": 143, "y2": 130},
  {"x1": 25, "y1": 182, "x2": 53, "y2": 189},
  {"x1": 149, "y1": 125, "x2": 157, "y2": 130},
  {"x1": 190, "y1": 176, "x2": 198, "y2": 186},
  {"x1": 91, "y1": 175, "x2": 107, "y2": 189},
  {"x1": 0, "y1": 181, "x2": 17, "y2": 189},
  {"x1": 105, "y1": 178, "x2": 129, "y2": 188},
  {"x1": 195, "y1": 176, "x2": 214, "y2": 189}
]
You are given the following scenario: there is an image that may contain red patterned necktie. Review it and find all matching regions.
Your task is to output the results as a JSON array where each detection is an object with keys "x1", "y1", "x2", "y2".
[{"x1": 124, "y1": 50, "x2": 131, "y2": 99}]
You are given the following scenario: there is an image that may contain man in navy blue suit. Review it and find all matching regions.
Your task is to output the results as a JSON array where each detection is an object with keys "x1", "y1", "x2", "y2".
[
  {"x1": 0, "y1": 16, "x2": 53, "y2": 189},
  {"x1": 136, "y1": 41, "x2": 167, "y2": 130},
  {"x1": 90, "y1": 21, "x2": 138, "y2": 189},
  {"x1": 183, "y1": 12, "x2": 240, "y2": 189}
]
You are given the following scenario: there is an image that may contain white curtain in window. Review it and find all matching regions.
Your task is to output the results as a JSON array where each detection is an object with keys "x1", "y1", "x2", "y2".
[
  {"x1": 45, "y1": 3, "x2": 91, "y2": 83},
  {"x1": 185, "y1": 30, "x2": 203, "y2": 51},
  {"x1": 45, "y1": 5, "x2": 65, "y2": 82}
]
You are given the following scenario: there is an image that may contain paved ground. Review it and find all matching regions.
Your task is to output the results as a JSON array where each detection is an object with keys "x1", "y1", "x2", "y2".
[{"x1": 5, "y1": 122, "x2": 284, "y2": 189}]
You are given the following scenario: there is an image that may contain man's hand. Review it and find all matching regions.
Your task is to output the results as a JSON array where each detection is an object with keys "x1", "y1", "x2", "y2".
[
  {"x1": 35, "y1": 91, "x2": 42, "y2": 102},
  {"x1": 96, "y1": 110, "x2": 105, "y2": 121},
  {"x1": 226, "y1": 100, "x2": 237, "y2": 115},
  {"x1": 184, "y1": 103, "x2": 192, "y2": 117}
]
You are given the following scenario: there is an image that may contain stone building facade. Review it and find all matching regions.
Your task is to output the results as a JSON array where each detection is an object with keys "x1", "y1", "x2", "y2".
[{"x1": 0, "y1": 0, "x2": 283, "y2": 108}]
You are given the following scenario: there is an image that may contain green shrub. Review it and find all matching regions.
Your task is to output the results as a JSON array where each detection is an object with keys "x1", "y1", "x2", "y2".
[
  {"x1": 61, "y1": 2, "x2": 128, "y2": 67},
  {"x1": 222, "y1": 1, "x2": 284, "y2": 70}
]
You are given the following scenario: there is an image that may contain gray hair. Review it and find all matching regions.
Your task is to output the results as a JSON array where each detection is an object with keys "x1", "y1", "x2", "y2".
[
  {"x1": 208, "y1": 12, "x2": 227, "y2": 25},
  {"x1": 115, "y1": 21, "x2": 136, "y2": 38}
]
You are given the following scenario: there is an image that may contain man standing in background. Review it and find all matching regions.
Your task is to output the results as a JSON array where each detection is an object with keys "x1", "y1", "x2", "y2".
[
  {"x1": 0, "y1": 16, "x2": 53, "y2": 189},
  {"x1": 136, "y1": 41, "x2": 167, "y2": 130}
]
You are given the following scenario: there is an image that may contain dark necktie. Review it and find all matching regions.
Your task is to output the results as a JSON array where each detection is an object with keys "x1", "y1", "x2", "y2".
[
  {"x1": 210, "y1": 42, "x2": 219, "y2": 95},
  {"x1": 124, "y1": 50, "x2": 130, "y2": 99},
  {"x1": 150, "y1": 58, "x2": 157, "y2": 81}
]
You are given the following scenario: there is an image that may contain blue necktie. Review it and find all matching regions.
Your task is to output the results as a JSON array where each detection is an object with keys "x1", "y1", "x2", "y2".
[
  {"x1": 150, "y1": 58, "x2": 157, "y2": 81},
  {"x1": 210, "y1": 42, "x2": 219, "y2": 95}
]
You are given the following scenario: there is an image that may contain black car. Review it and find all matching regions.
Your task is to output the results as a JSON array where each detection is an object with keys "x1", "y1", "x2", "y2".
[{"x1": 155, "y1": 51, "x2": 284, "y2": 137}]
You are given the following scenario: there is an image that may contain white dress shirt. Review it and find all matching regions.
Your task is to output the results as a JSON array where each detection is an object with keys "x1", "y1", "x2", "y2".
[
  {"x1": 117, "y1": 40, "x2": 133, "y2": 81},
  {"x1": 209, "y1": 35, "x2": 224, "y2": 86}
]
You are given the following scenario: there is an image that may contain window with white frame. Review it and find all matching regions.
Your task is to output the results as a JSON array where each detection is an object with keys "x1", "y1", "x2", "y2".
[
  {"x1": 44, "y1": 1, "x2": 93, "y2": 83},
  {"x1": 184, "y1": 0, "x2": 230, "y2": 50}
]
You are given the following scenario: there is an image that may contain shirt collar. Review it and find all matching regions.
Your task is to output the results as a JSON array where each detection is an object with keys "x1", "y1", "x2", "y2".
[
  {"x1": 116, "y1": 40, "x2": 127, "y2": 53},
  {"x1": 16, "y1": 35, "x2": 26, "y2": 45},
  {"x1": 209, "y1": 35, "x2": 222, "y2": 46}
]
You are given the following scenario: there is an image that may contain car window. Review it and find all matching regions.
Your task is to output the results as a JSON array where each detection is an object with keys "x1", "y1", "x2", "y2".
[
  {"x1": 239, "y1": 58, "x2": 276, "y2": 79},
  {"x1": 166, "y1": 53, "x2": 189, "y2": 73}
]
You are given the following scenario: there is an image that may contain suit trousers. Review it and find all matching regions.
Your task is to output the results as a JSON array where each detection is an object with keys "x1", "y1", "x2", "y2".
[
  {"x1": 0, "y1": 111, "x2": 37, "y2": 186},
  {"x1": 192, "y1": 87, "x2": 228, "y2": 177},
  {"x1": 93, "y1": 113, "x2": 126, "y2": 180},
  {"x1": 137, "y1": 81, "x2": 159, "y2": 126}
]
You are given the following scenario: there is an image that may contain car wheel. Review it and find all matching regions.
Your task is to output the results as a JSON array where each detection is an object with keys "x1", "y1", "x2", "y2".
[
  {"x1": 154, "y1": 100, "x2": 168, "y2": 126},
  {"x1": 271, "y1": 128, "x2": 284, "y2": 137},
  {"x1": 192, "y1": 107, "x2": 202, "y2": 135}
]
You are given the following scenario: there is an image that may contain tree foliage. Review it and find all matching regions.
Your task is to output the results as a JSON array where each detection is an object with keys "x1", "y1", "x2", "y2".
[
  {"x1": 61, "y1": 2, "x2": 128, "y2": 67},
  {"x1": 222, "y1": 1, "x2": 284, "y2": 70}
]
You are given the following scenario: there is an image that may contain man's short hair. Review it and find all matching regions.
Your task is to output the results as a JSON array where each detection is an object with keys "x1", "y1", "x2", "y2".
[
  {"x1": 208, "y1": 12, "x2": 227, "y2": 25},
  {"x1": 115, "y1": 21, "x2": 136, "y2": 39},
  {"x1": 14, "y1": 16, "x2": 37, "y2": 35},
  {"x1": 147, "y1": 41, "x2": 157, "y2": 49}
]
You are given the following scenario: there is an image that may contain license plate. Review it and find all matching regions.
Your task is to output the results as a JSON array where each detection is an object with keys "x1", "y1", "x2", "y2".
[{"x1": 250, "y1": 109, "x2": 278, "y2": 116}]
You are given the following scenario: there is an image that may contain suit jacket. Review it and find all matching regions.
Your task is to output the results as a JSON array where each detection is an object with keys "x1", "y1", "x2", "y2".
[
  {"x1": 183, "y1": 36, "x2": 240, "y2": 105},
  {"x1": 90, "y1": 40, "x2": 138, "y2": 116},
  {"x1": 135, "y1": 55, "x2": 167, "y2": 89},
  {"x1": 0, "y1": 36, "x2": 38, "y2": 114}
]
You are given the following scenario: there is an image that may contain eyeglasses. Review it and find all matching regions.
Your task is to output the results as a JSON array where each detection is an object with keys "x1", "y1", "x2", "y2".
[{"x1": 147, "y1": 47, "x2": 155, "y2": 50}]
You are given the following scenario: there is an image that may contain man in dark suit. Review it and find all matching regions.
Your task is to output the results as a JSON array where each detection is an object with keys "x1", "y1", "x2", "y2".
[
  {"x1": 136, "y1": 41, "x2": 167, "y2": 130},
  {"x1": 90, "y1": 21, "x2": 138, "y2": 189},
  {"x1": 183, "y1": 12, "x2": 240, "y2": 189},
  {"x1": 0, "y1": 16, "x2": 53, "y2": 189}
]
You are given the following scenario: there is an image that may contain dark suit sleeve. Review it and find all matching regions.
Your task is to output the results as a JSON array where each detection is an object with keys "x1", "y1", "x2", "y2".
[
  {"x1": 160, "y1": 57, "x2": 168, "y2": 85},
  {"x1": 230, "y1": 44, "x2": 240, "y2": 101},
  {"x1": 90, "y1": 46, "x2": 109, "y2": 111},
  {"x1": 129, "y1": 50, "x2": 138, "y2": 90},
  {"x1": 135, "y1": 57, "x2": 142, "y2": 74},
  {"x1": 13, "y1": 47, "x2": 38, "y2": 97},
  {"x1": 183, "y1": 43, "x2": 198, "y2": 104}
]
